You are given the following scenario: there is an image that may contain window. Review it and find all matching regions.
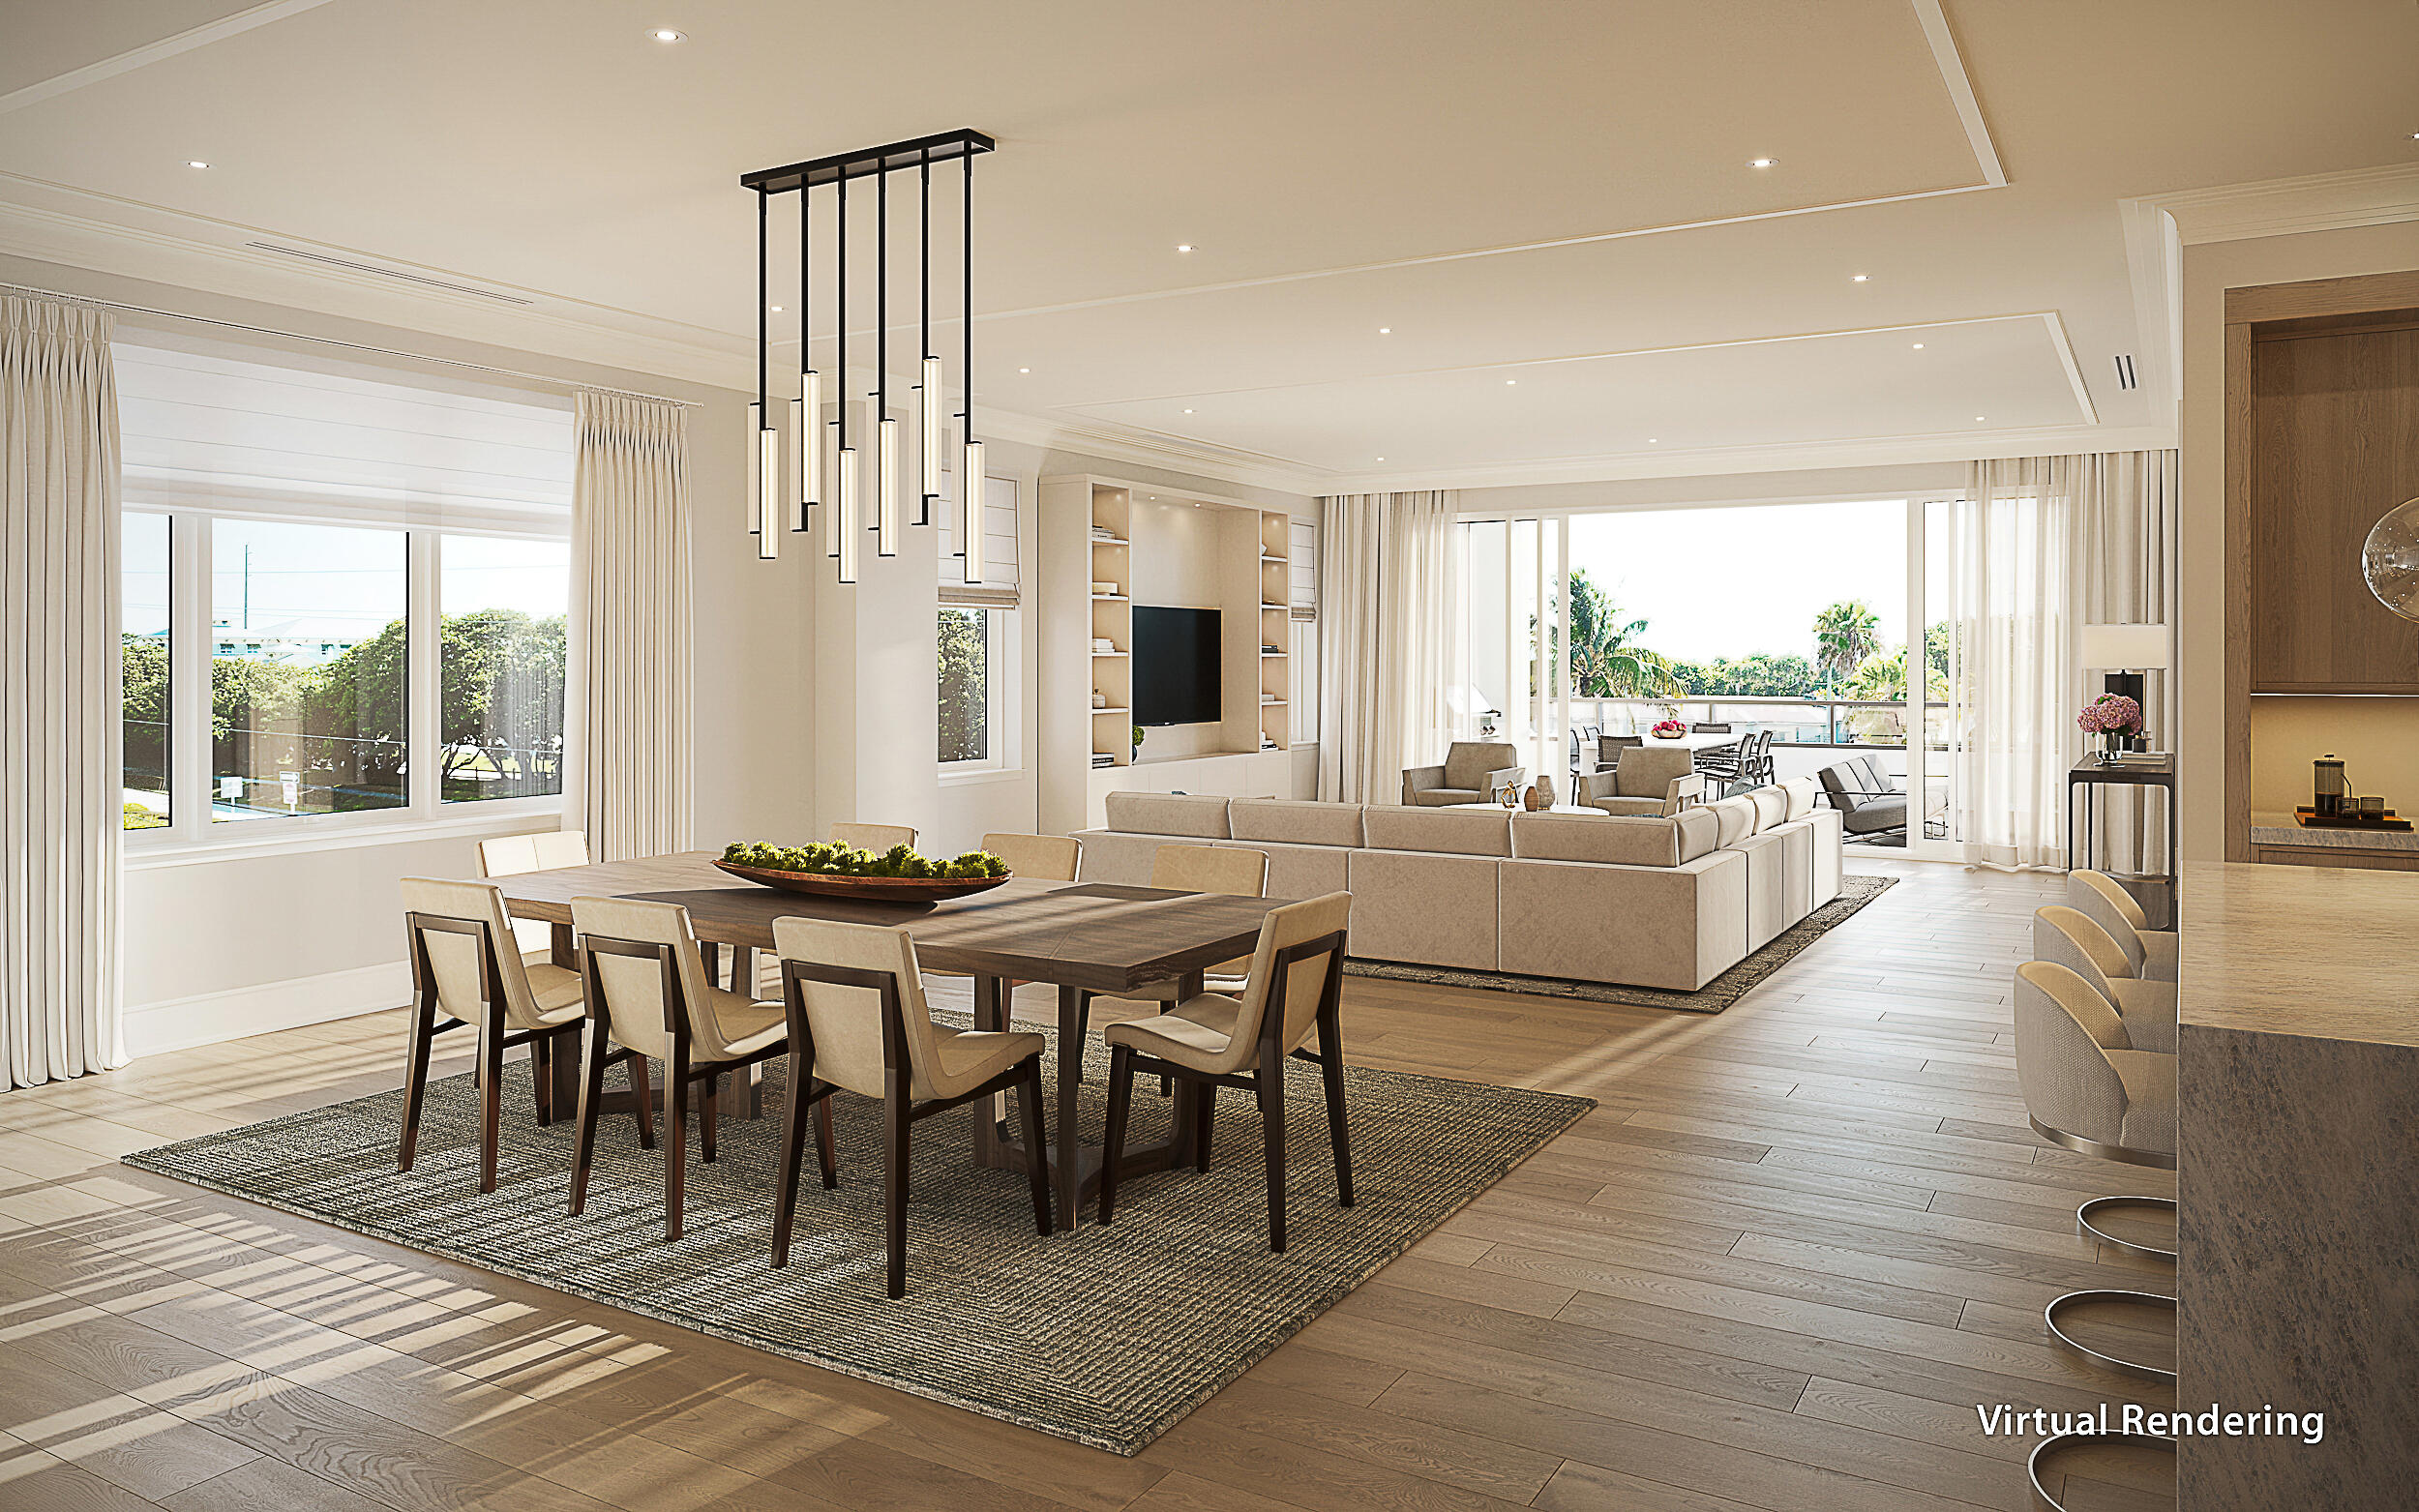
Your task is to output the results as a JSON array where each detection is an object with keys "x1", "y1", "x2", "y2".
[
  {"x1": 211, "y1": 519, "x2": 409, "y2": 821},
  {"x1": 440, "y1": 535, "x2": 569, "y2": 802},
  {"x1": 1291, "y1": 618, "x2": 1319, "y2": 745},
  {"x1": 122, "y1": 514, "x2": 171, "y2": 829},
  {"x1": 115, "y1": 337, "x2": 574, "y2": 845},
  {"x1": 939, "y1": 608, "x2": 994, "y2": 764}
]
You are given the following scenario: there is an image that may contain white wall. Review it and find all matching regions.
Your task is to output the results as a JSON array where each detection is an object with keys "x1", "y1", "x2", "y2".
[{"x1": 2175, "y1": 221, "x2": 2419, "y2": 863}]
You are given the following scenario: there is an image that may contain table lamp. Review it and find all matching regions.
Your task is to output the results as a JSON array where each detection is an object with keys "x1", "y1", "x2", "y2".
[{"x1": 2078, "y1": 622, "x2": 2170, "y2": 739}]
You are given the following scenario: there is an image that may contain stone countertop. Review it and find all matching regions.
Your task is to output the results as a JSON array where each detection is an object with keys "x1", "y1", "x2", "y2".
[
  {"x1": 2250, "y1": 813, "x2": 2419, "y2": 850},
  {"x1": 2180, "y1": 861, "x2": 2419, "y2": 1048}
]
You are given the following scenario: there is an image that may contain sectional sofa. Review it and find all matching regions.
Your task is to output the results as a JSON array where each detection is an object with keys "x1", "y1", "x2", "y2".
[{"x1": 1070, "y1": 784, "x2": 1843, "y2": 993}]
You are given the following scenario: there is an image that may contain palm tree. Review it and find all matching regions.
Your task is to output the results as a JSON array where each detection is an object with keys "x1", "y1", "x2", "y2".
[
  {"x1": 1812, "y1": 600, "x2": 1882, "y2": 693},
  {"x1": 1563, "y1": 569, "x2": 1681, "y2": 697}
]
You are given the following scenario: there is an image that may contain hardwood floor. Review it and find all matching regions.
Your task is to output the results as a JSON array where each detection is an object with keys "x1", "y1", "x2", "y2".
[{"x1": 0, "y1": 859, "x2": 2176, "y2": 1511}]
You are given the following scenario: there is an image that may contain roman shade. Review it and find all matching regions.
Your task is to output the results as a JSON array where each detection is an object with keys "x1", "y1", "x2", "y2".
[
  {"x1": 939, "y1": 471, "x2": 1020, "y2": 607},
  {"x1": 1289, "y1": 518, "x2": 1317, "y2": 618}
]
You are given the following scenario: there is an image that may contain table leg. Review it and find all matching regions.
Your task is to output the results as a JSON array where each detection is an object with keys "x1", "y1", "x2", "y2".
[
  {"x1": 547, "y1": 921, "x2": 582, "y2": 1113},
  {"x1": 1055, "y1": 985, "x2": 1085, "y2": 1231},
  {"x1": 971, "y1": 975, "x2": 1007, "y2": 1164}
]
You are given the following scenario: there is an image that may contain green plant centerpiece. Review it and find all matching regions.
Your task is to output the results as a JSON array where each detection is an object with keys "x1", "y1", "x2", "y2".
[{"x1": 713, "y1": 840, "x2": 1013, "y2": 903}]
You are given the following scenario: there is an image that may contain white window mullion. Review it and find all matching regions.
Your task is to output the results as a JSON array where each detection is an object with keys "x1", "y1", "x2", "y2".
[
  {"x1": 407, "y1": 531, "x2": 441, "y2": 815},
  {"x1": 170, "y1": 511, "x2": 212, "y2": 843}
]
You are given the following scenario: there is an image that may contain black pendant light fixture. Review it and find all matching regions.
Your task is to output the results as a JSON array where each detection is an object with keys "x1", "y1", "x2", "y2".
[{"x1": 739, "y1": 130, "x2": 993, "y2": 585}]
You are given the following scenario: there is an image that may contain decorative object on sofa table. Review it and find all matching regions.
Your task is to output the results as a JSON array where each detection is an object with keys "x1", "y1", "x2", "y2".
[
  {"x1": 2313, "y1": 754, "x2": 2348, "y2": 816},
  {"x1": 1497, "y1": 781, "x2": 1520, "y2": 809},
  {"x1": 1524, "y1": 777, "x2": 1554, "y2": 811},
  {"x1": 2077, "y1": 622, "x2": 2170, "y2": 739},
  {"x1": 2361, "y1": 496, "x2": 2419, "y2": 620},
  {"x1": 2076, "y1": 693, "x2": 2143, "y2": 762},
  {"x1": 1651, "y1": 718, "x2": 1687, "y2": 739}
]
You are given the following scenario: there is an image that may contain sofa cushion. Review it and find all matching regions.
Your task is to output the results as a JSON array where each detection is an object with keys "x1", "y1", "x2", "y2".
[
  {"x1": 1412, "y1": 787, "x2": 1482, "y2": 807},
  {"x1": 1512, "y1": 813, "x2": 1678, "y2": 866},
  {"x1": 1230, "y1": 799, "x2": 1363, "y2": 847},
  {"x1": 1497, "y1": 851, "x2": 1747, "y2": 992},
  {"x1": 1590, "y1": 795, "x2": 1670, "y2": 817},
  {"x1": 1443, "y1": 741, "x2": 1519, "y2": 792},
  {"x1": 1104, "y1": 791, "x2": 1231, "y2": 839},
  {"x1": 1708, "y1": 795, "x2": 1758, "y2": 846},
  {"x1": 1215, "y1": 838, "x2": 1350, "y2": 901},
  {"x1": 1673, "y1": 806, "x2": 1720, "y2": 861},
  {"x1": 1345, "y1": 849, "x2": 1499, "y2": 968},
  {"x1": 1728, "y1": 830, "x2": 1793, "y2": 952},
  {"x1": 1781, "y1": 776, "x2": 1819, "y2": 820},
  {"x1": 1362, "y1": 804, "x2": 1513, "y2": 857},
  {"x1": 1747, "y1": 785, "x2": 1789, "y2": 831}
]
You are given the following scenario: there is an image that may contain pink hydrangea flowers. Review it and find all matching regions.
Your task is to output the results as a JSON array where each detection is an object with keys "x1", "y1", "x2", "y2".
[{"x1": 2076, "y1": 693, "x2": 2143, "y2": 734}]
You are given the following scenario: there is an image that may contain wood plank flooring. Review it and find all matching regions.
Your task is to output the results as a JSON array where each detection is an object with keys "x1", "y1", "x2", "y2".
[{"x1": 0, "y1": 859, "x2": 2176, "y2": 1511}]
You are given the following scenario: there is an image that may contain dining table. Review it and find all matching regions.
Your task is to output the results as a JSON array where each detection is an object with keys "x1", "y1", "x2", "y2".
[{"x1": 492, "y1": 851, "x2": 1294, "y2": 1230}]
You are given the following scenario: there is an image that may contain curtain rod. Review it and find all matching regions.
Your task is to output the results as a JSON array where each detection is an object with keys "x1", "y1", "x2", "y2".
[{"x1": 0, "y1": 279, "x2": 702, "y2": 408}]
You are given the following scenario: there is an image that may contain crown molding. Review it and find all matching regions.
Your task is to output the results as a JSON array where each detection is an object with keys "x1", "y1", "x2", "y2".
[
  {"x1": 976, "y1": 409, "x2": 1326, "y2": 497},
  {"x1": 2141, "y1": 163, "x2": 2419, "y2": 247},
  {"x1": 0, "y1": 175, "x2": 754, "y2": 390},
  {"x1": 1318, "y1": 422, "x2": 2179, "y2": 495}
]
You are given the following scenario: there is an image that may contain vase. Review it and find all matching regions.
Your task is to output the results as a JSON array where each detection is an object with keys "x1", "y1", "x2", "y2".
[{"x1": 2099, "y1": 731, "x2": 2126, "y2": 763}]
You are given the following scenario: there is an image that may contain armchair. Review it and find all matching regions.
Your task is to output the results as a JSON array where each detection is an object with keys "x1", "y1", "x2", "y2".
[
  {"x1": 1402, "y1": 741, "x2": 1524, "y2": 807},
  {"x1": 1576, "y1": 746, "x2": 1704, "y2": 816},
  {"x1": 1815, "y1": 756, "x2": 1909, "y2": 839}
]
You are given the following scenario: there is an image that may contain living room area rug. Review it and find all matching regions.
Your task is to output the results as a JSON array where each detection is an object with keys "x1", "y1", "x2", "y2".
[
  {"x1": 122, "y1": 1020, "x2": 1589, "y2": 1456},
  {"x1": 1345, "y1": 872, "x2": 1896, "y2": 1013}
]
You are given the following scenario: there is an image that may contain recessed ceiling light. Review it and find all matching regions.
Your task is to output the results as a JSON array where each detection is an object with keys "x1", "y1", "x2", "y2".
[
  {"x1": 1176, "y1": 244, "x2": 1193, "y2": 252},
  {"x1": 767, "y1": 305, "x2": 782, "y2": 312},
  {"x1": 1975, "y1": 415, "x2": 1986, "y2": 422},
  {"x1": 1912, "y1": 342, "x2": 1925, "y2": 349},
  {"x1": 1851, "y1": 274, "x2": 1869, "y2": 282},
  {"x1": 1017, "y1": 367, "x2": 1030, "y2": 373},
  {"x1": 1747, "y1": 158, "x2": 1777, "y2": 168},
  {"x1": 1505, "y1": 378, "x2": 1517, "y2": 386},
  {"x1": 1647, "y1": 438, "x2": 1658, "y2": 444},
  {"x1": 650, "y1": 28, "x2": 685, "y2": 43},
  {"x1": 1376, "y1": 457, "x2": 1386, "y2": 461},
  {"x1": 185, "y1": 160, "x2": 210, "y2": 169},
  {"x1": 1378, "y1": 327, "x2": 1391, "y2": 334},
  {"x1": 1181, "y1": 408, "x2": 1194, "y2": 414}
]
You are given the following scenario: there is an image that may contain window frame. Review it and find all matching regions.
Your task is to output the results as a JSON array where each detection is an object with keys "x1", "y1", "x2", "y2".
[
  {"x1": 938, "y1": 604, "x2": 1021, "y2": 781},
  {"x1": 125, "y1": 507, "x2": 568, "y2": 858}
]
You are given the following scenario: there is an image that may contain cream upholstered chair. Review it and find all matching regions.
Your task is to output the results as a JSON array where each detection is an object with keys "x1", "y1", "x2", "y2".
[
  {"x1": 398, "y1": 878, "x2": 590, "y2": 1193},
  {"x1": 2067, "y1": 870, "x2": 2177, "y2": 982},
  {"x1": 1401, "y1": 742, "x2": 1524, "y2": 807},
  {"x1": 831, "y1": 822, "x2": 916, "y2": 852},
  {"x1": 476, "y1": 830, "x2": 591, "y2": 964},
  {"x1": 1577, "y1": 746, "x2": 1704, "y2": 816},
  {"x1": 979, "y1": 831, "x2": 1081, "y2": 882},
  {"x1": 2012, "y1": 960, "x2": 2177, "y2": 1499},
  {"x1": 2033, "y1": 905, "x2": 2176, "y2": 1053},
  {"x1": 1075, "y1": 844, "x2": 1269, "y2": 1063},
  {"x1": 1098, "y1": 892, "x2": 1356, "y2": 1253},
  {"x1": 771, "y1": 917, "x2": 1051, "y2": 1296},
  {"x1": 567, "y1": 896, "x2": 791, "y2": 1240}
]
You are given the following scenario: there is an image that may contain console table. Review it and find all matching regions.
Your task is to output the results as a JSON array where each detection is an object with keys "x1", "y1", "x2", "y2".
[{"x1": 2066, "y1": 755, "x2": 2176, "y2": 892}]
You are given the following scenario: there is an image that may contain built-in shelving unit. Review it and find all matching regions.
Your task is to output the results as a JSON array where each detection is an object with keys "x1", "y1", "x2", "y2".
[{"x1": 1040, "y1": 472, "x2": 1315, "y2": 831}]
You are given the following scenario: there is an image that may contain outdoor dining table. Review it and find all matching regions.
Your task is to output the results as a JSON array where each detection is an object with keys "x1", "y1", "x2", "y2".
[{"x1": 493, "y1": 851, "x2": 1293, "y2": 1230}]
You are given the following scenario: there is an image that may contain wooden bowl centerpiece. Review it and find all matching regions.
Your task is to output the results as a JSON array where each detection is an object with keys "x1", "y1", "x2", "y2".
[{"x1": 713, "y1": 840, "x2": 1012, "y2": 903}]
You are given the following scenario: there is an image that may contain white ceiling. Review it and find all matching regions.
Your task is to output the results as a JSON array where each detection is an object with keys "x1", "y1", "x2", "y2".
[{"x1": 1, "y1": 0, "x2": 2414, "y2": 493}]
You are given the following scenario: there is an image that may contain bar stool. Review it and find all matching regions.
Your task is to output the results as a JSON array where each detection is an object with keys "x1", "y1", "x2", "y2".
[
  {"x1": 2067, "y1": 869, "x2": 2178, "y2": 982},
  {"x1": 2012, "y1": 960, "x2": 2178, "y2": 1509},
  {"x1": 2032, "y1": 905, "x2": 2176, "y2": 1052}
]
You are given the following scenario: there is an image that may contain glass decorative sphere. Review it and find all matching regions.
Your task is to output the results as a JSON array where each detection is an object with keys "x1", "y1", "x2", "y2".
[{"x1": 2361, "y1": 498, "x2": 2419, "y2": 622}]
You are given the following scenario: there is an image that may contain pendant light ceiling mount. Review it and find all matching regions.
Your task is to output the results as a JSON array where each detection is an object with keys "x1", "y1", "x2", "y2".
[{"x1": 739, "y1": 129, "x2": 994, "y2": 583}]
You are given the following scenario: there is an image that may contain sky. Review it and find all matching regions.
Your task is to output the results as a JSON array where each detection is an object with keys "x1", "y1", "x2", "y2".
[{"x1": 1567, "y1": 499, "x2": 1908, "y2": 665}]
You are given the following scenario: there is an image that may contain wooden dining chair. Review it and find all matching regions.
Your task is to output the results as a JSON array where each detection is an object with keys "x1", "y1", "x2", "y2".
[
  {"x1": 567, "y1": 896, "x2": 793, "y2": 1240},
  {"x1": 1098, "y1": 892, "x2": 1356, "y2": 1253},
  {"x1": 830, "y1": 822, "x2": 917, "y2": 852},
  {"x1": 476, "y1": 830, "x2": 591, "y2": 964},
  {"x1": 770, "y1": 916, "x2": 1053, "y2": 1296},
  {"x1": 398, "y1": 877, "x2": 590, "y2": 1194},
  {"x1": 1074, "y1": 844, "x2": 1269, "y2": 1073}
]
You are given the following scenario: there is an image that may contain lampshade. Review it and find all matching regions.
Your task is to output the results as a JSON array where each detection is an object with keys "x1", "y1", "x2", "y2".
[{"x1": 2078, "y1": 622, "x2": 2169, "y2": 670}]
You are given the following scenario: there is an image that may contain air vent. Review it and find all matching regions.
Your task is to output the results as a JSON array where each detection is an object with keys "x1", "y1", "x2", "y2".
[
  {"x1": 243, "y1": 242, "x2": 536, "y2": 305},
  {"x1": 2113, "y1": 354, "x2": 2138, "y2": 391}
]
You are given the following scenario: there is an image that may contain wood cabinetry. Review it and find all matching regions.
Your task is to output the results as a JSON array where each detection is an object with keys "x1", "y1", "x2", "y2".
[{"x1": 2247, "y1": 316, "x2": 2419, "y2": 692}]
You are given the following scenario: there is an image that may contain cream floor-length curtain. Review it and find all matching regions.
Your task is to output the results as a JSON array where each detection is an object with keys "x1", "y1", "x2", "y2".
[
  {"x1": 1949, "y1": 457, "x2": 2077, "y2": 870},
  {"x1": 2, "y1": 295, "x2": 125, "y2": 1087},
  {"x1": 1317, "y1": 490, "x2": 1460, "y2": 802},
  {"x1": 571, "y1": 393, "x2": 693, "y2": 862},
  {"x1": 1948, "y1": 451, "x2": 2177, "y2": 871}
]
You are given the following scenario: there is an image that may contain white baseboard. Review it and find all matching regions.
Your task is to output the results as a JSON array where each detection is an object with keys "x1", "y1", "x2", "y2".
[{"x1": 122, "y1": 961, "x2": 410, "y2": 1058}]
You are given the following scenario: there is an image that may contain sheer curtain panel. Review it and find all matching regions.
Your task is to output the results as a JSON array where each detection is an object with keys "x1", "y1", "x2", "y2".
[
  {"x1": 2075, "y1": 450, "x2": 2178, "y2": 874},
  {"x1": 1316, "y1": 489, "x2": 1460, "y2": 802},
  {"x1": 2, "y1": 295, "x2": 125, "y2": 1087},
  {"x1": 571, "y1": 393, "x2": 693, "y2": 862}
]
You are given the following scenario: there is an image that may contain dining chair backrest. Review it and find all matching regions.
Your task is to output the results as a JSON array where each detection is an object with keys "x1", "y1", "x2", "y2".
[
  {"x1": 770, "y1": 916, "x2": 942, "y2": 1101},
  {"x1": 981, "y1": 832, "x2": 1082, "y2": 882},
  {"x1": 1150, "y1": 844, "x2": 1268, "y2": 898},
  {"x1": 477, "y1": 829, "x2": 591, "y2": 878},
  {"x1": 831, "y1": 822, "x2": 917, "y2": 852},
  {"x1": 402, "y1": 877, "x2": 552, "y2": 1031},
  {"x1": 571, "y1": 896, "x2": 755, "y2": 1061},
  {"x1": 1215, "y1": 892, "x2": 1354, "y2": 1073},
  {"x1": 1690, "y1": 722, "x2": 1732, "y2": 733},
  {"x1": 1598, "y1": 734, "x2": 1643, "y2": 762}
]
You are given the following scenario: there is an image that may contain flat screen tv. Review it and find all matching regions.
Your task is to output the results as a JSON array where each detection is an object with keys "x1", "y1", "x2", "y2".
[{"x1": 1133, "y1": 606, "x2": 1222, "y2": 726}]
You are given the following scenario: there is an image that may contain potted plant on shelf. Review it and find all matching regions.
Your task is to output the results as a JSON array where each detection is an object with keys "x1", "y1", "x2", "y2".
[
  {"x1": 2076, "y1": 693, "x2": 2144, "y2": 763},
  {"x1": 1132, "y1": 724, "x2": 1146, "y2": 760}
]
